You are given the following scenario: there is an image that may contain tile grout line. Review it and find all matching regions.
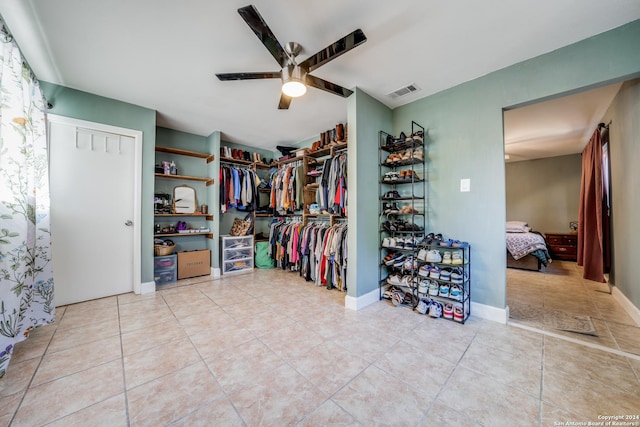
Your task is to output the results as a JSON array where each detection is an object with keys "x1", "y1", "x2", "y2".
[
  {"x1": 116, "y1": 296, "x2": 132, "y2": 427},
  {"x1": 8, "y1": 307, "x2": 61, "y2": 426},
  {"x1": 538, "y1": 334, "x2": 546, "y2": 427}
]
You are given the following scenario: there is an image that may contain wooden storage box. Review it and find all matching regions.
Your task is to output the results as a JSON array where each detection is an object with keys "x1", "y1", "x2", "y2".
[{"x1": 177, "y1": 249, "x2": 211, "y2": 279}]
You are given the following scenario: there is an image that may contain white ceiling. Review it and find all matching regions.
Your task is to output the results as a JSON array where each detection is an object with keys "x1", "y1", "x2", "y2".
[
  {"x1": 1, "y1": 1, "x2": 639, "y2": 152},
  {"x1": 504, "y1": 82, "x2": 622, "y2": 163}
]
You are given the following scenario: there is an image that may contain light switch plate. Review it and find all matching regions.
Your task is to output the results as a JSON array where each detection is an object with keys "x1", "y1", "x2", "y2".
[{"x1": 460, "y1": 178, "x2": 471, "y2": 192}]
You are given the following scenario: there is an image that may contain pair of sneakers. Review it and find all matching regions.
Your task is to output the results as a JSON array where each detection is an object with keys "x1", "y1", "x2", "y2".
[
  {"x1": 416, "y1": 297, "x2": 442, "y2": 317},
  {"x1": 424, "y1": 249, "x2": 442, "y2": 263}
]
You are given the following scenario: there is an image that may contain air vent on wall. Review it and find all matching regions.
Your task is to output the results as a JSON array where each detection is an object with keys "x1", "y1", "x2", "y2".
[{"x1": 388, "y1": 83, "x2": 421, "y2": 99}]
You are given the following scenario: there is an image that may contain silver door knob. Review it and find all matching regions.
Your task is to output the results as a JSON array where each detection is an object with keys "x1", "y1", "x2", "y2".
[{"x1": 125, "y1": 220, "x2": 133, "y2": 226}]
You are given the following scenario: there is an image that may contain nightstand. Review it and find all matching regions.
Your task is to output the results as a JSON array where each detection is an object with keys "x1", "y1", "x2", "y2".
[{"x1": 545, "y1": 232, "x2": 578, "y2": 261}]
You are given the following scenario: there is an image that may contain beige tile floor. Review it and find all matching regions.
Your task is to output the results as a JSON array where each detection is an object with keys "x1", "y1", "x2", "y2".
[
  {"x1": 1, "y1": 268, "x2": 639, "y2": 426},
  {"x1": 507, "y1": 260, "x2": 640, "y2": 355}
]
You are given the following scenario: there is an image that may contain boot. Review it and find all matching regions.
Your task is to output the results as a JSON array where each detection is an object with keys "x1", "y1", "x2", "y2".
[{"x1": 336, "y1": 123, "x2": 344, "y2": 142}]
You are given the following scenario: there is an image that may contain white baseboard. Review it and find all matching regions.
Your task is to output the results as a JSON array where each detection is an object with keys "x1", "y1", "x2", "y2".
[
  {"x1": 345, "y1": 288, "x2": 380, "y2": 311},
  {"x1": 211, "y1": 267, "x2": 221, "y2": 279},
  {"x1": 612, "y1": 286, "x2": 640, "y2": 326},
  {"x1": 471, "y1": 301, "x2": 509, "y2": 324},
  {"x1": 140, "y1": 281, "x2": 156, "y2": 294}
]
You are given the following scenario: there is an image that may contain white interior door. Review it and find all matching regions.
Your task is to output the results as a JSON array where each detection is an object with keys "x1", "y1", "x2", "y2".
[{"x1": 49, "y1": 118, "x2": 139, "y2": 306}]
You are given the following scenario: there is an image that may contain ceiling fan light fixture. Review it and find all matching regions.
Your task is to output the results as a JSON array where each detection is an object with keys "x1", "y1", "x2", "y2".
[
  {"x1": 281, "y1": 65, "x2": 307, "y2": 97},
  {"x1": 282, "y1": 79, "x2": 307, "y2": 97}
]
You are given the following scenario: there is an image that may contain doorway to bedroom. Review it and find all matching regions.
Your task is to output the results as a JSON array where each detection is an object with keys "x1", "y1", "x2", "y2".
[{"x1": 502, "y1": 82, "x2": 640, "y2": 355}]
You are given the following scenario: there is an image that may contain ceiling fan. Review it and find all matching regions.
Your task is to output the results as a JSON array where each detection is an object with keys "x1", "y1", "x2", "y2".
[{"x1": 216, "y1": 5, "x2": 367, "y2": 109}]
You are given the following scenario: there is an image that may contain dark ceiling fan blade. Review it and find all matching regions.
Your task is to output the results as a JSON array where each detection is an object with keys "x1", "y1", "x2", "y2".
[
  {"x1": 305, "y1": 74, "x2": 353, "y2": 98},
  {"x1": 278, "y1": 93, "x2": 292, "y2": 110},
  {"x1": 237, "y1": 5, "x2": 288, "y2": 68},
  {"x1": 299, "y1": 29, "x2": 367, "y2": 73},
  {"x1": 216, "y1": 72, "x2": 281, "y2": 81}
]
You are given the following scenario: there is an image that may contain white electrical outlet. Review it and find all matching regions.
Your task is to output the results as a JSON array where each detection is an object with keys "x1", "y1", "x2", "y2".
[{"x1": 460, "y1": 178, "x2": 471, "y2": 192}]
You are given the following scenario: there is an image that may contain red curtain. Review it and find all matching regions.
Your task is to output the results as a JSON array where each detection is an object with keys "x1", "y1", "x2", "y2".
[{"x1": 577, "y1": 128, "x2": 605, "y2": 282}]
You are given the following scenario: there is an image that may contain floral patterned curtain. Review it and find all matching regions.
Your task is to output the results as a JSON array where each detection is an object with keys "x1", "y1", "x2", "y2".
[{"x1": 0, "y1": 24, "x2": 54, "y2": 378}]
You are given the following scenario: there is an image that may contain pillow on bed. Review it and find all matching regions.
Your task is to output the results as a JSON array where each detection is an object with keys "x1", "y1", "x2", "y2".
[{"x1": 506, "y1": 221, "x2": 531, "y2": 233}]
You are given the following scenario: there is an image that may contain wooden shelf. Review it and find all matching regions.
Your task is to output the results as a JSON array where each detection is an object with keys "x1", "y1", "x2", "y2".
[
  {"x1": 306, "y1": 142, "x2": 348, "y2": 159},
  {"x1": 156, "y1": 146, "x2": 215, "y2": 163},
  {"x1": 155, "y1": 173, "x2": 214, "y2": 186},
  {"x1": 154, "y1": 232, "x2": 213, "y2": 239},
  {"x1": 155, "y1": 213, "x2": 213, "y2": 221}
]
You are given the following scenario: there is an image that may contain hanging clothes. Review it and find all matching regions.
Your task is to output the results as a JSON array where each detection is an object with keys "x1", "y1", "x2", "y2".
[
  {"x1": 219, "y1": 164, "x2": 259, "y2": 213},
  {"x1": 267, "y1": 219, "x2": 348, "y2": 291},
  {"x1": 269, "y1": 162, "x2": 304, "y2": 214}
]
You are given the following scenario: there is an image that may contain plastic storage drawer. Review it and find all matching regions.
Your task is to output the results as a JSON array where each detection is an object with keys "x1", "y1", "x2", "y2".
[
  {"x1": 154, "y1": 254, "x2": 177, "y2": 285},
  {"x1": 154, "y1": 254, "x2": 177, "y2": 270}
]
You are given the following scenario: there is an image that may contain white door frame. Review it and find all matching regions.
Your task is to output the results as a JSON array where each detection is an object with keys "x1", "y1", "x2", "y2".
[{"x1": 47, "y1": 114, "x2": 143, "y2": 295}]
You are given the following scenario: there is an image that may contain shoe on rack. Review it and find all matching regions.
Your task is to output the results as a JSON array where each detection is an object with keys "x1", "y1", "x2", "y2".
[
  {"x1": 451, "y1": 240, "x2": 469, "y2": 248},
  {"x1": 429, "y1": 266, "x2": 441, "y2": 280},
  {"x1": 451, "y1": 252, "x2": 463, "y2": 265},
  {"x1": 385, "y1": 253, "x2": 403, "y2": 266},
  {"x1": 450, "y1": 267, "x2": 465, "y2": 284},
  {"x1": 383, "y1": 190, "x2": 401, "y2": 199},
  {"x1": 416, "y1": 297, "x2": 430, "y2": 315},
  {"x1": 386, "y1": 274, "x2": 402, "y2": 285},
  {"x1": 404, "y1": 237, "x2": 417, "y2": 249},
  {"x1": 383, "y1": 202, "x2": 399, "y2": 215},
  {"x1": 419, "y1": 233, "x2": 435, "y2": 247},
  {"x1": 383, "y1": 221, "x2": 397, "y2": 232},
  {"x1": 428, "y1": 280, "x2": 439, "y2": 296},
  {"x1": 411, "y1": 131, "x2": 424, "y2": 144},
  {"x1": 412, "y1": 147, "x2": 424, "y2": 161},
  {"x1": 428, "y1": 300, "x2": 443, "y2": 318},
  {"x1": 403, "y1": 256, "x2": 415, "y2": 270},
  {"x1": 417, "y1": 248, "x2": 428, "y2": 261},
  {"x1": 438, "y1": 283, "x2": 450, "y2": 298},
  {"x1": 439, "y1": 239, "x2": 453, "y2": 247},
  {"x1": 418, "y1": 280, "x2": 429, "y2": 295},
  {"x1": 418, "y1": 265, "x2": 431, "y2": 278},
  {"x1": 449, "y1": 284, "x2": 463, "y2": 301},
  {"x1": 426, "y1": 249, "x2": 442, "y2": 263},
  {"x1": 439, "y1": 268, "x2": 452, "y2": 282},
  {"x1": 403, "y1": 291, "x2": 416, "y2": 306},
  {"x1": 393, "y1": 255, "x2": 407, "y2": 268},
  {"x1": 392, "y1": 290, "x2": 404, "y2": 306},
  {"x1": 383, "y1": 171, "x2": 399, "y2": 182},
  {"x1": 442, "y1": 251, "x2": 452, "y2": 264},
  {"x1": 382, "y1": 237, "x2": 391, "y2": 248},
  {"x1": 383, "y1": 285, "x2": 398, "y2": 300},
  {"x1": 383, "y1": 253, "x2": 396, "y2": 264},
  {"x1": 443, "y1": 303, "x2": 454, "y2": 319},
  {"x1": 453, "y1": 304, "x2": 464, "y2": 322}
]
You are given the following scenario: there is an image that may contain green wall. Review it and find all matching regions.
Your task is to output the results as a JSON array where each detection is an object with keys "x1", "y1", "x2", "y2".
[
  {"x1": 40, "y1": 82, "x2": 157, "y2": 285},
  {"x1": 602, "y1": 78, "x2": 640, "y2": 309},
  {"x1": 506, "y1": 155, "x2": 582, "y2": 233},
  {"x1": 347, "y1": 89, "x2": 392, "y2": 298},
  {"x1": 392, "y1": 19, "x2": 640, "y2": 309}
]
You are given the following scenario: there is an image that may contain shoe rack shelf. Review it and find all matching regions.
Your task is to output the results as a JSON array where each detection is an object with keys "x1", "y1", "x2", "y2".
[
  {"x1": 378, "y1": 121, "x2": 426, "y2": 310},
  {"x1": 416, "y1": 243, "x2": 471, "y2": 323}
]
